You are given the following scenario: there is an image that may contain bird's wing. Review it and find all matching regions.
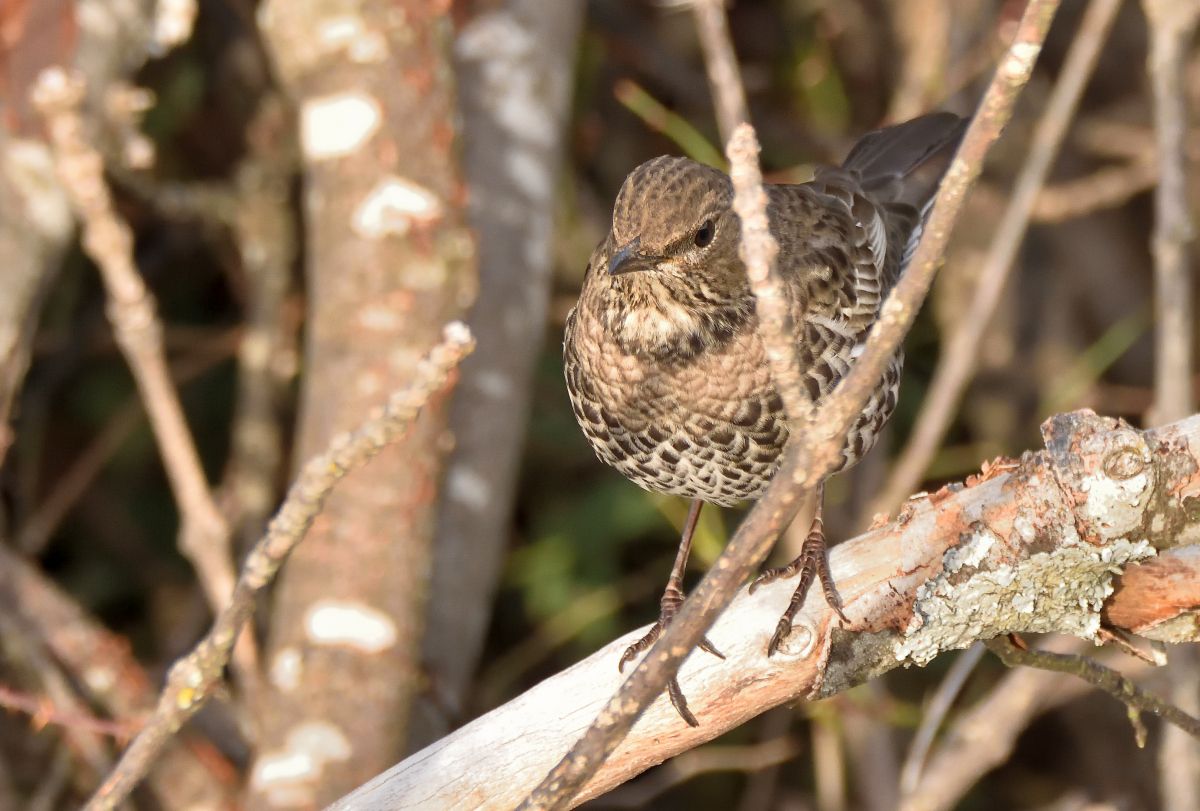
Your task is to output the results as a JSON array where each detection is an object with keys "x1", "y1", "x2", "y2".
[{"x1": 765, "y1": 184, "x2": 875, "y2": 401}]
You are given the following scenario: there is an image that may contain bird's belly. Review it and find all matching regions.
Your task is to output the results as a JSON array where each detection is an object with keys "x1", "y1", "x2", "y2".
[{"x1": 565, "y1": 316, "x2": 787, "y2": 507}]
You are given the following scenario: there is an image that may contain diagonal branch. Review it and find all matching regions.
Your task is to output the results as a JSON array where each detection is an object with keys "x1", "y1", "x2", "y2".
[
  {"x1": 30, "y1": 67, "x2": 237, "y2": 615},
  {"x1": 870, "y1": 0, "x2": 1124, "y2": 519},
  {"x1": 78, "y1": 322, "x2": 475, "y2": 811},
  {"x1": 331, "y1": 408, "x2": 1200, "y2": 811},
  {"x1": 512, "y1": 2, "x2": 1062, "y2": 810}
]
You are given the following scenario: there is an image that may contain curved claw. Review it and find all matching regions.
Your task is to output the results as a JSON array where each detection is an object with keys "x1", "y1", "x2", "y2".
[{"x1": 667, "y1": 677, "x2": 699, "y2": 727}]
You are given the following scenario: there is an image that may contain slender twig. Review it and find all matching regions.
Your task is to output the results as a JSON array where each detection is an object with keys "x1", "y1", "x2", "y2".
[
  {"x1": 901, "y1": 636, "x2": 1094, "y2": 811},
  {"x1": 221, "y1": 94, "x2": 299, "y2": 552},
  {"x1": 513, "y1": 3, "x2": 1060, "y2": 809},
  {"x1": 887, "y1": 0, "x2": 951, "y2": 122},
  {"x1": 1143, "y1": 0, "x2": 1199, "y2": 427},
  {"x1": 591, "y1": 738, "x2": 801, "y2": 809},
  {"x1": 1141, "y1": 3, "x2": 1200, "y2": 807},
  {"x1": 17, "y1": 330, "x2": 241, "y2": 555},
  {"x1": 1032, "y1": 156, "x2": 1160, "y2": 223},
  {"x1": 899, "y1": 642, "x2": 986, "y2": 796},
  {"x1": 870, "y1": 0, "x2": 1123, "y2": 519},
  {"x1": 30, "y1": 67, "x2": 237, "y2": 614},
  {"x1": 78, "y1": 322, "x2": 475, "y2": 811},
  {"x1": 984, "y1": 635, "x2": 1200, "y2": 740},
  {"x1": 0, "y1": 684, "x2": 137, "y2": 739},
  {"x1": 729, "y1": 126, "x2": 811, "y2": 423},
  {"x1": 688, "y1": 0, "x2": 749, "y2": 146}
]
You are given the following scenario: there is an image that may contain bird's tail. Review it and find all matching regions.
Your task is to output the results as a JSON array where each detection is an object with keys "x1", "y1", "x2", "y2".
[{"x1": 837, "y1": 111, "x2": 968, "y2": 214}]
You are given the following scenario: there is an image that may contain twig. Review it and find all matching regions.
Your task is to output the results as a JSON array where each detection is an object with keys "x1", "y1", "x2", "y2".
[
  {"x1": 729, "y1": 125, "x2": 810, "y2": 423},
  {"x1": 870, "y1": 0, "x2": 1123, "y2": 518},
  {"x1": 811, "y1": 705, "x2": 846, "y2": 811},
  {"x1": 0, "y1": 544, "x2": 237, "y2": 810},
  {"x1": 221, "y1": 94, "x2": 299, "y2": 552},
  {"x1": 900, "y1": 636, "x2": 1095, "y2": 811},
  {"x1": 899, "y1": 641, "x2": 986, "y2": 796},
  {"x1": 688, "y1": 0, "x2": 749, "y2": 146},
  {"x1": 30, "y1": 67, "x2": 237, "y2": 615},
  {"x1": 0, "y1": 684, "x2": 137, "y2": 739},
  {"x1": 1143, "y1": 0, "x2": 1199, "y2": 427},
  {"x1": 590, "y1": 738, "x2": 801, "y2": 808},
  {"x1": 78, "y1": 322, "x2": 475, "y2": 811},
  {"x1": 513, "y1": 3, "x2": 1060, "y2": 809},
  {"x1": 17, "y1": 329, "x2": 241, "y2": 555},
  {"x1": 984, "y1": 635, "x2": 1200, "y2": 741},
  {"x1": 1142, "y1": 2, "x2": 1200, "y2": 807},
  {"x1": 887, "y1": 0, "x2": 951, "y2": 122},
  {"x1": 1031, "y1": 156, "x2": 1159, "y2": 223}
]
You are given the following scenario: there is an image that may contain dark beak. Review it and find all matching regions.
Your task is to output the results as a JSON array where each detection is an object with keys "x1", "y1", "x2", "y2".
[{"x1": 607, "y1": 238, "x2": 652, "y2": 275}]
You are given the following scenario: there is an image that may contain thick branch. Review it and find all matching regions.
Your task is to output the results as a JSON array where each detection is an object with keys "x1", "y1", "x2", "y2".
[{"x1": 325, "y1": 405, "x2": 1200, "y2": 811}]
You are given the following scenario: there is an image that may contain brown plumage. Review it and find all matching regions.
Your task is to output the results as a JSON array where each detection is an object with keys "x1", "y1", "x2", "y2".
[{"x1": 563, "y1": 112, "x2": 966, "y2": 725}]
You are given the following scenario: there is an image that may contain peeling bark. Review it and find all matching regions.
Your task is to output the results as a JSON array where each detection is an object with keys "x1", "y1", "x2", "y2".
[
  {"x1": 325, "y1": 410, "x2": 1200, "y2": 811},
  {"x1": 251, "y1": 1, "x2": 475, "y2": 806}
]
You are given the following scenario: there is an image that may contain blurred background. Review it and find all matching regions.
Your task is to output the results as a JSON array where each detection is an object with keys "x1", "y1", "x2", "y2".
[{"x1": 0, "y1": 0, "x2": 1196, "y2": 809}]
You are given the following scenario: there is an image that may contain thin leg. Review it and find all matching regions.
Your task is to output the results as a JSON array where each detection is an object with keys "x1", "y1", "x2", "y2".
[
  {"x1": 748, "y1": 484, "x2": 849, "y2": 657},
  {"x1": 619, "y1": 498, "x2": 724, "y2": 726}
]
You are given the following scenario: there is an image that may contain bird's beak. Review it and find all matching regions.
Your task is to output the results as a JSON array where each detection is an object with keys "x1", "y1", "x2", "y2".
[{"x1": 607, "y1": 238, "x2": 654, "y2": 275}]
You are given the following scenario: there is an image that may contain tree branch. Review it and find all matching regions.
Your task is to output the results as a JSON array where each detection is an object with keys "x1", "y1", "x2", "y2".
[
  {"x1": 78, "y1": 323, "x2": 475, "y2": 811},
  {"x1": 871, "y1": 0, "x2": 1123, "y2": 518},
  {"x1": 510, "y1": 3, "x2": 1061, "y2": 809},
  {"x1": 328, "y1": 408, "x2": 1200, "y2": 811}
]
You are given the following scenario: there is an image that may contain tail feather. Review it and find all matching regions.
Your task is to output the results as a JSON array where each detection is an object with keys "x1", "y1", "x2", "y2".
[{"x1": 839, "y1": 111, "x2": 967, "y2": 211}]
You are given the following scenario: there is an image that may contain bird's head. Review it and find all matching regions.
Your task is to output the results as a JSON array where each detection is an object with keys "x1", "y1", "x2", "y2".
[{"x1": 586, "y1": 156, "x2": 755, "y2": 361}]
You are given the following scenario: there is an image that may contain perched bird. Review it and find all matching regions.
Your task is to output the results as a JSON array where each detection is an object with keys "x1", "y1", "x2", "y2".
[{"x1": 563, "y1": 112, "x2": 966, "y2": 724}]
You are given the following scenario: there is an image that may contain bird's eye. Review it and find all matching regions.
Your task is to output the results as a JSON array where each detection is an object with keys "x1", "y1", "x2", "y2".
[{"x1": 693, "y1": 220, "x2": 715, "y2": 248}]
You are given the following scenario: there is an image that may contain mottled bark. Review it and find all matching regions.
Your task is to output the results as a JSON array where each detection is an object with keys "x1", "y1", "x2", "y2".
[
  {"x1": 250, "y1": 1, "x2": 475, "y2": 806},
  {"x1": 412, "y1": 0, "x2": 584, "y2": 749}
]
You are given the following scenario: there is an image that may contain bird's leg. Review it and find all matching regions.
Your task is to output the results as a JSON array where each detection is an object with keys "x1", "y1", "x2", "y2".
[
  {"x1": 748, "y1": 483, "x2": 848, "y2": 656},
  {"x1": 619, "y1": 498, "x2": 724, "y2": 726}
]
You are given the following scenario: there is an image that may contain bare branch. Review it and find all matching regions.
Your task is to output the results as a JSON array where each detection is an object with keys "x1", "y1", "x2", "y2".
[
  {"x1": 1143, "y1": 0, "x2": 1199, "y2": 426},
  {"x1": 31, "y1": 67, "x2": 237, "y2": 615},
  {"x1": 78, "y1": 323, "x2": 475, "y2": 811},
  {"x1": 0, "y1": 684, "x2": 136, "y2": 739},
  {"x1": 329, "y1": 409, "x2": 1200, "y2": 811},
  {"x1": 899, "y1": 642, "x2": 986, "y2": 796},
  {"x1": 871, "y1": 0, "x2": 1124, "y2": 518},
  {"x1": 728, "y1": 125, "x2": 810, "y2": 423},
  {"x1": 1032, "y1": 157, "x2": 1160, "y2": 223},
  {"x1": 985, "y1": 635, "x2": 1200, "y2": 739},
  {"x1": 689, "y1": 0, "x2": 750, "y2": 146}
]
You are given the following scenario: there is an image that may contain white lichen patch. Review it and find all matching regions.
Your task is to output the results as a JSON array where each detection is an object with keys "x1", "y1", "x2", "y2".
[
  {"x1": 447, "y1": 465, "x2": 491, "y2": 511},
  {"x1": 942, "y1": 527, "x2": 997, "y2": 574},
  {"x1": 316, "y1": 15, "x2": 389, "y2": 63},
  {"x1": 895, "y1": 527, "x2": 1155, "y2": 665},
  {"x1": 1078, "y1": 468, "x2": 1151, "y2": 541},
  {"x1": 304, "y1": 600, "x2": 397, "y2": 653},
  {"x1": 270, "y1": 647, "x2": 303, "y2": 693},
  {"x1": 250, "y1": 720, "x2": 352, "y2": 806},
  {"x1": 351, "y1": 176, "x2": 443, "y2": 239},
  {"x1": 300, "y1": 92, "x2": 381, "y2": 161}
]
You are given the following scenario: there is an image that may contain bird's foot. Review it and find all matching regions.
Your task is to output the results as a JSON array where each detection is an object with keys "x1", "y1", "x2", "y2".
[
  {"x1": 618, "y1": 591, "x2": 725, "y2": 728},
  {"x1": 751, "y1": 518, "x2": 848, "y2": 657},
  {"x1": 617, "y1": 598, "x2": 725, "y2": 673}
]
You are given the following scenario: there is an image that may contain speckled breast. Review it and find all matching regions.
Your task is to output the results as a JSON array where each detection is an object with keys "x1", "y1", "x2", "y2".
[{"x1": 562, "y1": 306, "x2": 903, "y2": 507}]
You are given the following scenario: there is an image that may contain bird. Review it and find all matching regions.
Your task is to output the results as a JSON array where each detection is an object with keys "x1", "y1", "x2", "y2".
[{"x1": 563, "y1": 112, "x2": 966, "y2": 725}]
